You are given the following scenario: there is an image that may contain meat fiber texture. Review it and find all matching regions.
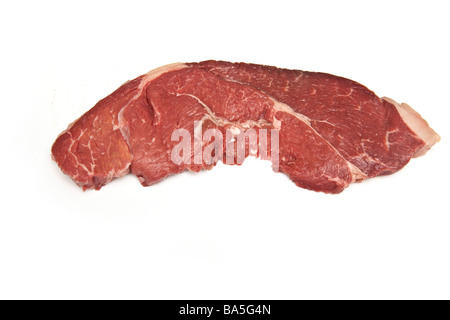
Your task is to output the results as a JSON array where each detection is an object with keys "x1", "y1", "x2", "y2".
[{"x1": 51, "y1": 61, "x2": 440, "y2": 194}]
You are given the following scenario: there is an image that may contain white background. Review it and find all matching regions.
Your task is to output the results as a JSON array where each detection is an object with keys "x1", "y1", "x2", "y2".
[{"x1": 1, "y1": 0, "x2": 449, "y2": 299}]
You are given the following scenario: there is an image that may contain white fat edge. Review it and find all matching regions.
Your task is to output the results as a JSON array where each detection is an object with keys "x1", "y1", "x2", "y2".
[
  {"x1": 382, "y1": 97, "x2": 440, "y2": 157},
  {"x1": 141, "y1": 63, "x2": 188, "y2": 87}
]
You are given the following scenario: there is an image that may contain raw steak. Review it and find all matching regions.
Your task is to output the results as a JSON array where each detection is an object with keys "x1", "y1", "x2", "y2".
[{"x1": 51, "y1": 61, "x2": 440, "y2": 193}]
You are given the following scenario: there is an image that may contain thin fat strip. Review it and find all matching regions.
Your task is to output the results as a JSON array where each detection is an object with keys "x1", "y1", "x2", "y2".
[{"x1": 268, "y1": 97, "x2": 367, "y2": 183}]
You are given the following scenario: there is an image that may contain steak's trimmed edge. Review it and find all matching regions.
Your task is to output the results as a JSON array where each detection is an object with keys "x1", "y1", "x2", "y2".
[{"x1": 382, "y1": 97, "x2": 440, "y2": 157}]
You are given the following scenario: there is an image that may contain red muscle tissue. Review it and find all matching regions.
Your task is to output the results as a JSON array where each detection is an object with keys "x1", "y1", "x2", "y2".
[{"x1": 52, "y1": 61, "x2": 440, "y2": 193}]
